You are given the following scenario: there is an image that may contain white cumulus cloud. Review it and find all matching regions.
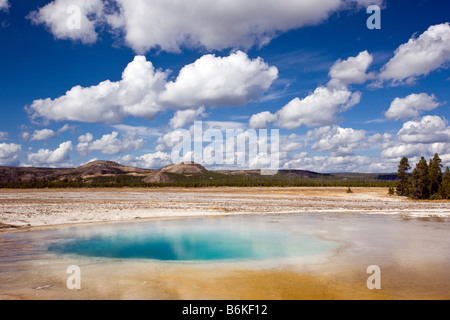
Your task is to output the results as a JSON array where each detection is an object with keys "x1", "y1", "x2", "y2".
[
  {"x1": 112, "y1": 0, "x2": 347, "y2": 53},
  {"x1": 283, "y1": 154, "x2": 375, "y2": 173},
  {"x1": 381, "y1": 144, "x2": 429, "y2": 159},
  {"x1": 277, "y1": 86, "x2": 360, "y2": 129},
  {"x1": 28, "y1": 52, "x2": 277, "y2": 125},
  {"x1": 169, "y1": 107, "x2": 207, "y2": 130},
  {"x1": 76, "y1": 131, "x2": 145, "y2": 156},
  {"x1": 28, "y1": 56, "x2": 167, "y2": 124},
  {"x1": 115, "y1": 151, "x2": 171, "y2": 169},
  {"x1": 23, "y1": 124, "x2": 75, "y2": 141},
  {"x1": 253, "y1": 86, "x2": 360, "y2": 130},
  {"x1": 398, "y1": 115, "x2": 450, "y2": 144},
  {"x1": 27, "y1": 0, "x2": 104, "y2": 44},
  {"x1": 249, "y1": 52, "x2": 366, "y2": 130},
  {"x1": 27, "y1": 141, "x2": 73, "y2": 167},
  {"x1": 379, "y1": 23, "x2": 450, "y2": 84},
  {"x1": 160, "y1": 51, "x2": 278, "y2": 108},
  {"x1": 381, "y1": 116, "x2": 450, "y2": 159},
  {"x1": 280, "y1": 134, "x2": 305, "y2": 153},
  {"x1": 249, "y1": 111, "x2": 278, "y2": 130},
  {"x1": 30, "y1": 129, "x2": 57, "y2": 141},
  {"x1": 328, "y1": 50, "x2": 374, "y2": 86},
  {"x1": 385, "y1": 93, "x2": 441, "y2": 121},
  {"x1": 308, "y1": 125, "x2": 367, "y2": 156},
  {"x1": 0, "y1": 0, "x2": 9, "y2": 11},
  {"x1": 0, "y1": 143, "x2": 21, "y2": 166},
  {"x1": 28, "y1": 0, "x2": 383, "y2": 53}
]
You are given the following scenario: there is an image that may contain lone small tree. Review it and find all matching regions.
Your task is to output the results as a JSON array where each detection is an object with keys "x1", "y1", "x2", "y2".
[
  {"x1": 388, "y1": 186, "x2": 395, "y2": 195},
  {"x1": 396, "y1": 157, "x2": 411, "y2": 196},
  {"x1": 411, "y1": 157, "x2": 430, "y2": 200}
]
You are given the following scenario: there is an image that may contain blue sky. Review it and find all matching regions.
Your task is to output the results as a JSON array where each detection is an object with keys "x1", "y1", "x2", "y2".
[{"x1": 0, "y1": 0, "x2": 449, "y2": 172}]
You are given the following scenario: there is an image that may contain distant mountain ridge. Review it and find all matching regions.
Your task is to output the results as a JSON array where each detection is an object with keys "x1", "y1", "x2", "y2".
[
  {"x1": 0, "y1": 161, "x2": 155, "y2": 183},
  {"x1": 0, "y1": 161, "x2": 210, "y2": 184},
  {"x1": 0, "y1": 160, "x2": 398, "y2": 185},
  {"x1": 160, "y1": 162, "x2": 208, "y2": 175}
]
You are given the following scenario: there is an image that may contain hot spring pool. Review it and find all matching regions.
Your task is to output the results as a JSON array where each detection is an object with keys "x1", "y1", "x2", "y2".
[{"x1": 47, "y1": 217, "x2": 339, "y2": 262}]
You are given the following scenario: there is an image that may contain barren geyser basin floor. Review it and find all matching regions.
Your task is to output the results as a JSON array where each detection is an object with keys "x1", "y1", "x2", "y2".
[{"x1": 0, "y1": 187, "x2": 449, "y2": 300}]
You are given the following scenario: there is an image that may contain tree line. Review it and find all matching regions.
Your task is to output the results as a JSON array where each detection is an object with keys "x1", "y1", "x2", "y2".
[
  {"x1": 0, "y1": 179, "x2": 395, "y2": 189},
  {"x1": 395, "y1": 153, "x2": 450, "y2": 200}
]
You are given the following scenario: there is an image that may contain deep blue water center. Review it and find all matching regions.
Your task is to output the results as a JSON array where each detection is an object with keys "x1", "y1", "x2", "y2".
[{"x1": 48, "y1": 217, "x2": 338, "y2": 261}]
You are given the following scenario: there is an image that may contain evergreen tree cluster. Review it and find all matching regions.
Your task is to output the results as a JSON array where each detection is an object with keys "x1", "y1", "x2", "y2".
[{"x1": 396, "y1": 154, "x2": 450, "y2": 200}]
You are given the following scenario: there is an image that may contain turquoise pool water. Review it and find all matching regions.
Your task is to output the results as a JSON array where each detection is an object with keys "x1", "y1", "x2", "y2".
[{"x1": 48, "y1": 217, "x2": 339, "y2": 262}]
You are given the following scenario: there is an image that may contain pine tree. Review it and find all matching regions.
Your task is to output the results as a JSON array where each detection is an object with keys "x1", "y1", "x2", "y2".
[
  {"x1": 411, "y1": 157, "x2": 430, "y2": 200},
  {"x1": 396, "y1": 157, "x2": 411, "y2": 196},
  {"x1": 388, "y1": 186, "x2": 395, "y2": 195},
  {"x1": 428, "y1": 153, "x2": 443, "y2": 197},
  {"x1": 440, "y1": 167, "x2": 450, "y2": 200}
]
